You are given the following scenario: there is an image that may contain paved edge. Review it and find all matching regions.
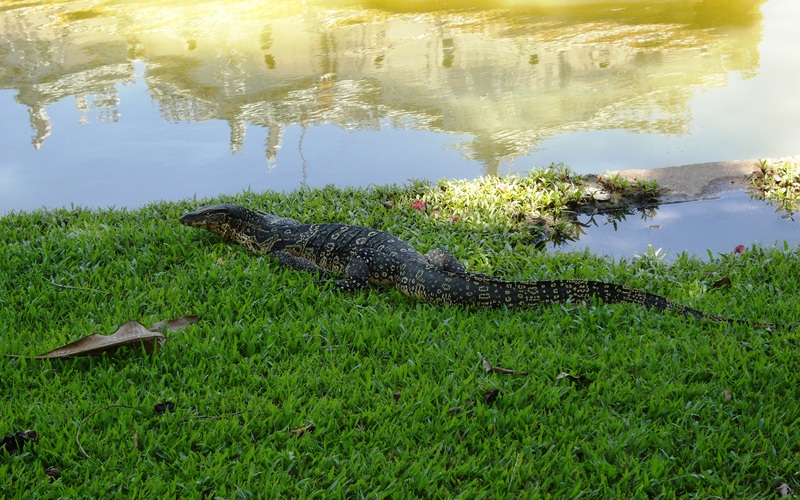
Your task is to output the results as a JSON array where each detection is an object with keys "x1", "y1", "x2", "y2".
[{"x1": 602, "y1": 156, "x2": 799, "y2": 204}]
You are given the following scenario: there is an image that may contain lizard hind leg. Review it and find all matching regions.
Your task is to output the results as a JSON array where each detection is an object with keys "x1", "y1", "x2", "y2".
[
  {"x1": 423, "y1": 248, "x2": 468, "y2": 274},
  {"x1": 423, "y1": 248, "x2": 499, "y2": 282}
]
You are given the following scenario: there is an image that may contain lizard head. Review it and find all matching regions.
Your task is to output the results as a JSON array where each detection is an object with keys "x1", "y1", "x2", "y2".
[
  {"x1": 179, "y1": 203, "x2": 264, "y2": 246},
  {"x1": 180, "y1": 204, "x2": 298, "y2": 252},
  {"x1": 180, "y1": 203, "x2": 252, "y2": 235}
]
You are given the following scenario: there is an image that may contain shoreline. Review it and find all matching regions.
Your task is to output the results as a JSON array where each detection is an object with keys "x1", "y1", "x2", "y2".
[{"x1": 600, "y1": 156, "x2": 799, "y2": 205}]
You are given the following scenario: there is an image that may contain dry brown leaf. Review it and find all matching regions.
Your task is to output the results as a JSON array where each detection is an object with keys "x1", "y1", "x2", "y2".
[
  {"x1": 5, "y1": 317, "x2": 195, "y2": 359},
  {"x1": 712, "y1": 277, "x2": 732, "y2": 289},
  {"x1": 491, "y1": 365, "x2": 529, "y2": 376},
  {"x1": 33, "y1": 321, "x2": 165, "y2": 359},
  {"x1": 482, "y1": 357, "x2": 529, "y2": 376},
  {"x1": 1, "y1": 430, "x2": 39, "y2": 455},
  {"x1": 149, "y1": 315, "x2": 199, "y2": 333},
  {"x1": 290, "y1": 423, "x2": 316, "y2": 436},
  {"x1": 483, "y1": 389, "x2": 500, "y2": 404},
  {"x1": 154, "y1": 401, "x2": 176, "y2": 414},
  {"x1": 45, "y1": 467, "x2": 61, "y2": 482},
  {"x1": 723, "y1": 388, "x2": 733, "y2": 402}
]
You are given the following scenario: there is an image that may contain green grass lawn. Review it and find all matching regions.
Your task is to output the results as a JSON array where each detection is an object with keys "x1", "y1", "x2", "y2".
[{"x1": 2, "y1": 180, "x2": 800, "y2": 498}]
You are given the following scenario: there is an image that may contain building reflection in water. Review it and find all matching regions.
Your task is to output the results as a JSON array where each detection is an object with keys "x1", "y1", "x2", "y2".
[{"x1": 0, "y1": 0, "x2": 763, "y2": 173}]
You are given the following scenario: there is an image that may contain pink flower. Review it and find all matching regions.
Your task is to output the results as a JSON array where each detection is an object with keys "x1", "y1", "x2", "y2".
[
  {"x1": 450, "y1": 216, "x2": 459, "y2": 223},
  {"x1": 411, "y1": 200, "x2": 427, "y2": 211},
  {"x1": 733, "y1": 244, "x2": 746, "y2": 254}
]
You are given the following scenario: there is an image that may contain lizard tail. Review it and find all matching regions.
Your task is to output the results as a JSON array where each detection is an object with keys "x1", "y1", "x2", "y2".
[{"x1": 469, "y1": 279, "x2": 742, "y2": 324}]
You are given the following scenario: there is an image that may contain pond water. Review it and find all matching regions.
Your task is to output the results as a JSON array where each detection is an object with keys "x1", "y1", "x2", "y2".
[
  {"x1": 1, "y1": 0, "x2": 799, "y2": 255},
  {"x1": 555, "y1": 191, "x2": 800, "y2": 260}
]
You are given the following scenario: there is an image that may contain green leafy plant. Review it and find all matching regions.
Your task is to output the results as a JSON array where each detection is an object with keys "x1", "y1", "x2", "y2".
[
  {"x1": 752, "y1": 159, "x2": 800, "y2": 214},
  {"x1": 599, "y1": 173, "x2": 662, "y2": 199}
]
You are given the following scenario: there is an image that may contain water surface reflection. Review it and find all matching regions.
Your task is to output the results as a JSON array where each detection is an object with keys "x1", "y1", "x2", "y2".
[
  {"x1": 1, "y1": 0, "x2": 797, "y2": 217},
  {"x1": 557, "y1": 191, "x2": 800, "y2": 260}
]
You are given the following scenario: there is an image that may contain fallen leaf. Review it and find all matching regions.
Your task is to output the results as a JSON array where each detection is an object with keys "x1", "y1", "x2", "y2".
[
  {"x1": 483, "y1": 389, "x2": 500, "y2": 404},
  {"x1": 723, "y1": 388, "x2": 733, "y2": 402},
  {"x1": 777, "y1": 483, "x2": 794, "y2": 497},
  {"x1": 491, "y1": 365, "x2": 529, "y2": 376},
  {"x1": 712, "y1": 277, "x2": 732, "y2": 289},
  {"x1": 482, "y1": 357, "x2": 529, "y2": 376},
  {"x1": 154, "y1": 401, "x2": 176, "y2": 415},
  {"x1": 1, "y1": 430, "x2": 39, "y2": 455},
  {"x1": 45, "y1": 467, "x2": 61, "y2": 482},
  {"x1": 447, "y1": 405, "x2": 463, "y2": 414},
  {"x1": 133, "y1": 432, "x2": 139, "y2": 450},
  {"x1": 382, "y1": 201, "x2": 394, "y2": 209},
  {"x1": 290, "y1": 423, "x2": 316, "y2": 436},
  {"x1": 149, "y1": 315, "x2": 199, "y2": 333},
  {"x1": 33, "y1": 321, "x2": 165, "y2": 359},
  {"x1": 392, "y1": 392, "x2": 401, "y2": 402}
]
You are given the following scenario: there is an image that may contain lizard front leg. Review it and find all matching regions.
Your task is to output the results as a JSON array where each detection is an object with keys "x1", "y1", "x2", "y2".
[
  {"x1": 271, "y1": 251, "x2": 334, "y2": 276},
  {"x1": 319, "y1": 248, "x2": 402, "y2": 292}
]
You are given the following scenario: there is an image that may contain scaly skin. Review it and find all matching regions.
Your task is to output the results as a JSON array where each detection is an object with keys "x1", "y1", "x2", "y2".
[{"x1": 180, "y1": 204, "x2": 754, "y2": 324}]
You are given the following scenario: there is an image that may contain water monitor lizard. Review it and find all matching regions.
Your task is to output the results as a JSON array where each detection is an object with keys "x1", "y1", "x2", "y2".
[{"x1": 180, "y1": 203, "x2": 765, "y2": 325}]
